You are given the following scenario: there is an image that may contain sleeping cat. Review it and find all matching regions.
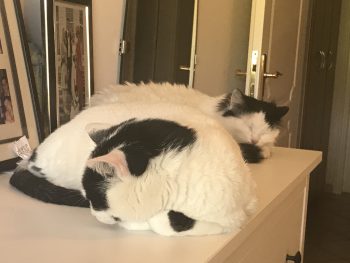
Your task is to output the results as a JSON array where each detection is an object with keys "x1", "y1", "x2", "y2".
[
  {"x1": 80, "y1": 117, "x2": 256, "y2": 236},
  {"x1": 90, "y1": 82, "x2": 289, "y2": 163},
  {"x1": 11, "y1": 102, "x2": 256, "y2": 226}
]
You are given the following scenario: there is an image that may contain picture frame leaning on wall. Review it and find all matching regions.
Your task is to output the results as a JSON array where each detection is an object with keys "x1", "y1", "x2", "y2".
[
  {"x1": 42, "y1": 0, "x2": 93, "y2": 134},
  {"x1": 0, "y1": 0, "x2": 42, "y2": 171}
]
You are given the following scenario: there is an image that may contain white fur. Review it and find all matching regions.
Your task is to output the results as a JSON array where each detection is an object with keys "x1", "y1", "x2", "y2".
[
  {"x1": 91, "y1": 209, "x2": 116, "y2": 225},
  {"x1": 84, "y1": 106, "x2": 257, "y2": 236},
  {"x1": 90, "y1": 82, "x2": 280, "y2": 151},
  {"x1": 149, "y1": 211, "x2": 234, "y2": 236},
  {"x1": 28, "y1": 102, "x2": 257, "y2": 236}
]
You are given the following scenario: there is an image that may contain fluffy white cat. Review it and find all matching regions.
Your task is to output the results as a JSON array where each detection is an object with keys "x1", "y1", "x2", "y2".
[
  {"x1": 11, "y1": 102, "x2": 257, "y2": 236},
  {"x1": 90, "y1": 82, "x2": 289, "y2": 162}
]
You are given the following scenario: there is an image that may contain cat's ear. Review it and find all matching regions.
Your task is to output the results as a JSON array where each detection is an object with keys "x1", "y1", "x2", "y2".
[
  {"x1": 85, "y1": 123, "x2": 112, "y2": 144},
  {"x1": 86, "y1": 150, "x2": 130, "y2": 181},
  {"x1": 85, "y1": 123, "x2": 111, "y2": 134},
  {"x1": 276, "y1": 106, "x2": 289, "y2": 119},
  {"x1": 230, "y1": 89, "x2": 244, "y2": 107}
]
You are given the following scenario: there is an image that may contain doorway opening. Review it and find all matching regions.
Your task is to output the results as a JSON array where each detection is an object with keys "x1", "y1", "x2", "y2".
[{"x1": 119, "y1": 0, "x2": 197, "y2": 86}]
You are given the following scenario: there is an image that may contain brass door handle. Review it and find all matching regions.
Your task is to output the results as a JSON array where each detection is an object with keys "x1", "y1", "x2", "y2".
[
  {"x1": 263, "y1": 71, "x2": 282, "y2": 79},
  {"x1": 258, "y1": 54, "x2": 282, "y2": 99},
  {"x1": 179, "y1": 65, "x2": 191, "y2": 71},
  {"x1": 235, "y1": 69, "x2": 247, "y2": 77},
  {"x1": 319, "y1": 50, "x2": 326, "y2": 69}
]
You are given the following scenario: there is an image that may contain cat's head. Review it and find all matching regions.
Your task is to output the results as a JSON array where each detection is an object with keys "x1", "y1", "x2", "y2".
[
  {"x1": 82, "y1": 149, "x2": 164, "y2": 225},
  {"x1": 81, "y1": 147, "x2": 131, "y2": 225},
  {"x1": 81, "y1": 122, "x2": 170, "y2": 225},
  {"x1": 217, "y1": 89, "x2": 289, "y2": 146}
]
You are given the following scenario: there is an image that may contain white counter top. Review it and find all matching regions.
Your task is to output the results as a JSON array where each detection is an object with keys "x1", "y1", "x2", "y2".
[{"x1": 0, "y1": 147, "x2": 321, "y2": 263}]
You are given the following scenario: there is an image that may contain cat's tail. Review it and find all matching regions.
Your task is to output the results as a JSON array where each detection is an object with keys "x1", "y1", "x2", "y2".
[{"x1": 9, "y1": 169, "x2": 89, "y2": 208}]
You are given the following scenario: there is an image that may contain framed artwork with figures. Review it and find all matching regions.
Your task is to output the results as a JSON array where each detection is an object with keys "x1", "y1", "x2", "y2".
[
  {"x1": 0, "y1": 0, "x2": 41, "y2": 171},
  {"x1": 42, "y1": 0, "x2": 93, "y2": 133}
]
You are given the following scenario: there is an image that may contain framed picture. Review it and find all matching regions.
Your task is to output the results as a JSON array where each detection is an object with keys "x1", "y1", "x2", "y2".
[
  {"x1": 42, "y1": 0, "x2": 93, "y2": 133},
  {"x1": 0, "y1": 0, "x2": 41, "y2": 170}
]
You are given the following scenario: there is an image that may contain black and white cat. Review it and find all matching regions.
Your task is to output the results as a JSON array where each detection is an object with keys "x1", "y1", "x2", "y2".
[
  {"x1": 11, "y1": 103, "x2": 257, "y2": 236},
  {"x1": 83, "y1": 118, "x2": 257, "y2": 236},
  {"x1": 91, "y1": 82, "x2": 289, "y2": 163},
  {"x1": 11, "y1": 82, "x2": 287, "y2": 209}
]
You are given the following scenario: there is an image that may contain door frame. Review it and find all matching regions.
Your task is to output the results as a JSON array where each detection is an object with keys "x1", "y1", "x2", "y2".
[
  {"x1": 245, "y1": 0, "x2": 313, "y2": 148},
  {"x1": 188, "y1": 0, "x2": 198, "y2": 88},
  {"x1": 116, "y1": 0, "x2": 127, "y2": 84},
  {"x1": 244, "y1": 0, "x2": 266, "y2": 99}
]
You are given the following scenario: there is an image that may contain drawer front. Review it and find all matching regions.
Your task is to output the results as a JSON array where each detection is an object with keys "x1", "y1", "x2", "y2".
[{"x1": 224, "y1": 177, "x2": 307, "y2": 263}]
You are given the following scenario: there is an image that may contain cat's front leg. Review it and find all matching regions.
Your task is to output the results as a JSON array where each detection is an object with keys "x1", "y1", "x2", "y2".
[
  {"x1": 260, "y1": 145, "x2": 272, "y2": 159},
  {"x1": 90, "y1": 209, "x2": 151, "y2": 230},
  {"x1": 91, "y1": 209, "x2": 117, "y2": 225},
  {"x1": 238, "y1": 143, "x2": 264, "y2": 163},
  {"x1": 239, "y1": 142, "x2": 275, "y2": 163},
  {"x1": 256, "y1": 129, "x2": 279, "y2": 159},
  {"x1": 118, "y1": 221, "x2": 151, "y2": 231},
  {"x1": 148, "y1": 210, "x2": 229, "y2": 236}
]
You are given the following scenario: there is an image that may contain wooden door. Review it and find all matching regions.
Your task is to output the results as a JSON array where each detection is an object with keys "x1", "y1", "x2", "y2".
[
  {"x1": 245, "y1": 0, "x2": 311, "y2": 147},
  {"x1": 153, "y1": 0, "x2": 195, "y2": 85},
  {"x1": 119, "y1": 0, "x2": 195, "y2": 86},
  {"x1": 300, "y1": 0, "x2": 341, "y2": 201},
  {"x1": 119, "y1": 0, "x2": 158, "y2": 83}
]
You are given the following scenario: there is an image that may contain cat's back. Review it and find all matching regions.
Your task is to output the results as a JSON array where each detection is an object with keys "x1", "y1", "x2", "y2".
[
  {"x1": 83, "y1": 101, "x2": 218, "y2": 128},
  {"x1": 29, "y1": 102, "x2": 221, "y2": 189},
  {"x1": 90, "y1": 82, "x2": 214, "y2": 109}
]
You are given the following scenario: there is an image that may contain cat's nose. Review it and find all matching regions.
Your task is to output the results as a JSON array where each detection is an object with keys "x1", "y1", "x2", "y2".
[{"x1": 251, "y1": 139, "x2": 258, "y2": 145}]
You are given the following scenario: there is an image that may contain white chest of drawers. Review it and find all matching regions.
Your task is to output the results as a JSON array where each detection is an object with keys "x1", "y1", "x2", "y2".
[{"x1": 0, "y1": 147, "x2": 321, "y2": 263}]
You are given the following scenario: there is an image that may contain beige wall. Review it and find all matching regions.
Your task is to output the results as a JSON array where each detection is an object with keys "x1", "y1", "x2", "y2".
[
  {"x1": 20, "y1": 1, "x2": 251, "y2": 95},
  {"x1": 96, "y1": 0, "x2": 253, "y2": 96},
  {"x1": 92, "y1": 0, "x2": 125, "y2": 91},
  {"x1": 194, "y1": 0, "x2": 252, "y2": 96}
]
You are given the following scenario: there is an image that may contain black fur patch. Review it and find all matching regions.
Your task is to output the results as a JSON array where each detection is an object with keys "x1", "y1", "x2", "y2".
[
  {"x1": 82, "y1": 167, "x2": 110, "y2": 210},
  {"x1": 29, "y1": 149, "x2": 37, "y2": 162},
  {"x1": 91, "y1": 119, "x2": 197, "y2": 176},
  {"x1": 31, "y1": 165, "x2": 42, "y2": 172},
  {"x1": 9, "y1": 169, "x2": 89, "y2": 207},
  {"x1": 239, "y1": 143, "x2": 264, "y2": 163},
  {"x1": 217, "y1": 91, "x2": 289, "y2": 126},
  {"x1": 83, "y1": 119, "x2": 197, "y2": 210},
  {"x1": 89, "y1": 129, "x2": 111, "y2": 144},
  {"x1": 88, "y1": 120, "x2": 135, "y2": 144},
  {"x1": 168, "y1": 210, "x2": 196, "y2": 232}
]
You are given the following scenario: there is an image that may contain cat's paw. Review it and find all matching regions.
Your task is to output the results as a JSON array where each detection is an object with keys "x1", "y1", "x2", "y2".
[
  {"x1": 118, "y1": 221, "x2": 150, "y2": 231},
  {"x1": 239, "y1": 143, "x2": 264, "y2": 163},
  {"x1": 260, "y1": 145, "x2": 272, "y2": 159},
  {"x1": 91, "y1": 209, "x2": 116, "y2": 225}
]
